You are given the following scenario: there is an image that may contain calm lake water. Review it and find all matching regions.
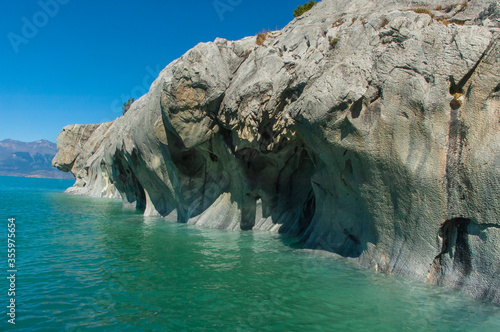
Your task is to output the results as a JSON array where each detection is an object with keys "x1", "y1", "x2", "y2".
[{"x1": 0, "y1": 175, "x2": 499, "y2": 331}]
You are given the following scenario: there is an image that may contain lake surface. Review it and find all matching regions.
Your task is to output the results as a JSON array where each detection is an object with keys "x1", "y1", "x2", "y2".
[{"x1": 1, "y1": 175, "x2": 499, "y2": 331}]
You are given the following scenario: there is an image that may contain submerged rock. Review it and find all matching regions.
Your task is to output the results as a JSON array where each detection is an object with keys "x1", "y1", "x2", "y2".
[{"x1": 54, "y1": 0, "x2": 500, "y2": 303}]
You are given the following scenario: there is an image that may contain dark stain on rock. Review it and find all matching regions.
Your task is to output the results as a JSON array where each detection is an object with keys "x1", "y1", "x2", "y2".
[
  {"x1": 340, "y1": 118, "x2": 357, "y2": 140},
  {"x1": 341, "y1": 159, "x2": 354, "y2": 187},
  {"x1": 328, "y1": 101, "x2": 349, "y2": 113},
  {"x1": 350, "y1": 98, "x2": 364, "y2": 119},
  {"x1": 452, "y1": 218, "x2": 472, "y2": 277},
  {"x1": 493, "y1": 82, "x2": 500, "y2": 93},
  {"x1": 343, "y1": 228, "x2": 361, "y2": 245},
  {"x1": 298, "y1": 190, "x2": 315, "y2": 235},
  {"x1": 432, "y1": 218, "x2": 473, "y2": 285}
]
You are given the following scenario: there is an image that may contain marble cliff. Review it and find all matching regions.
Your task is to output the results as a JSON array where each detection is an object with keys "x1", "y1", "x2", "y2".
[{"x1": 53, "y1": 0, "x2": 500, "y2": 302}]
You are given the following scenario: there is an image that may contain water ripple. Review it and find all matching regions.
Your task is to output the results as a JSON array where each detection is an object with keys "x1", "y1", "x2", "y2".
[{"x1": 1, "y1": 176, "x2": 499, "y2": 331}]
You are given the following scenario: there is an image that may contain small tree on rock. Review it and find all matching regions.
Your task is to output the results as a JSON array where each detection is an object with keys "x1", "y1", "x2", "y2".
[
  {"x1": 294, "y1": 1, "x2": 318, "y2": 17},
  {"x1": 122, "y1": 98, "x2": 135, "y2": 115}
]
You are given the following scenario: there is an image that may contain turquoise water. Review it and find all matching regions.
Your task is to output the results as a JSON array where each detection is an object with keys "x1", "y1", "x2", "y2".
[{"x1": 0, "y1": 176, "x2": 499, "y2": 331}]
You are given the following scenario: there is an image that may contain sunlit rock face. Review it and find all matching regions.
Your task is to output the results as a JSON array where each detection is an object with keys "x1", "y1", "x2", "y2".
[{"x1": 53, "y1": 0, "x2": 500, "y2": 303}]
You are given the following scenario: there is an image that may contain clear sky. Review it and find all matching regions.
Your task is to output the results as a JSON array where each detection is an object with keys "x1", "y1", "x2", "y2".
[{"x1": 0, "y1": 0, "x2": 308, "y2": 143}]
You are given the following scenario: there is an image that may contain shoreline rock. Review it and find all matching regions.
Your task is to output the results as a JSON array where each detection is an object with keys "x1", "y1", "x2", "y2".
[{"x1": 53, "y1": 0, "x2": 500, "y2": 303}]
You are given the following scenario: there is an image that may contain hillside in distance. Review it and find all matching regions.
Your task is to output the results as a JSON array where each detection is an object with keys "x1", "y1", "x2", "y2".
[{"x1": 0, "y1": 139, "x2": 74, "y2": 179}]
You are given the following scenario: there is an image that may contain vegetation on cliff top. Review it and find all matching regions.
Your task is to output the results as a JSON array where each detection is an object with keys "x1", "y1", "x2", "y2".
[
  {"x1": 122, "y1": 98, "x2": 135, "y2": 115},
  {"x1": 294, "y1": 1, "x2": 318, "y2": 17}
]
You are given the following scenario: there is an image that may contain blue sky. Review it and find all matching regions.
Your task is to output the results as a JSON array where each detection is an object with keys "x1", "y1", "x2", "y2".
[{"x1": 0, "y1": 0, "x2": 308, "y2": 143}]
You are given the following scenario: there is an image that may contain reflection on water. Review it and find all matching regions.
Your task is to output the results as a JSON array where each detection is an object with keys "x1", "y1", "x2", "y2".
[{"x1": 0, "y1": 176, "x2": 499, "y2": 331}]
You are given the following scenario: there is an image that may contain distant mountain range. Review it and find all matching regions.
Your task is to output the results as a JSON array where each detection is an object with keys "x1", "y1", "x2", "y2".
[{"x1": 0, "y1": 139, "x2": 74, "y2": 179}]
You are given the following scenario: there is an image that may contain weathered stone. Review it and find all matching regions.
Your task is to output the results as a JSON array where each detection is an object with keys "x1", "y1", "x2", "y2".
[{"x1": 53, "y1": 0, "x2": 500, "y2": 303}]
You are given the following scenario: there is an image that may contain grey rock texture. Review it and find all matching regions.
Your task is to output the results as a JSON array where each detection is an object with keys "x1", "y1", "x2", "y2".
[{"x1": 53, "y1": 0, "x2": 500, "y2": 302}]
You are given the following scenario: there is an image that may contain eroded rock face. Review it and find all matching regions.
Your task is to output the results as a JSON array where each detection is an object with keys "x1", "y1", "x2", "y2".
[{"x1": 53, "y1": 0, "x2": 500, "y2": 303}]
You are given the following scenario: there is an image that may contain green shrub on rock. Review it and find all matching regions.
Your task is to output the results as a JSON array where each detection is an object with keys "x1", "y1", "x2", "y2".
[
  {"x1": 122, "y1": 98, "x2": 135, "y2": 115},
  {"x1": 294, "y1": 1, "x2": 318, "y2": 18}
]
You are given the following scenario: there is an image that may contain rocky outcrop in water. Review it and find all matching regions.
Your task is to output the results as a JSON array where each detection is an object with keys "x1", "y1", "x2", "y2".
[{"x1": 53, "y1": 0, "x2": 500, "y2": 303}]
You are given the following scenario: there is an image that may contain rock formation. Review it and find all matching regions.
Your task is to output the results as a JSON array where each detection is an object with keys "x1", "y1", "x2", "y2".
[{"x1": 53, "y1": 0, "x2": 500, "y2": 303}]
